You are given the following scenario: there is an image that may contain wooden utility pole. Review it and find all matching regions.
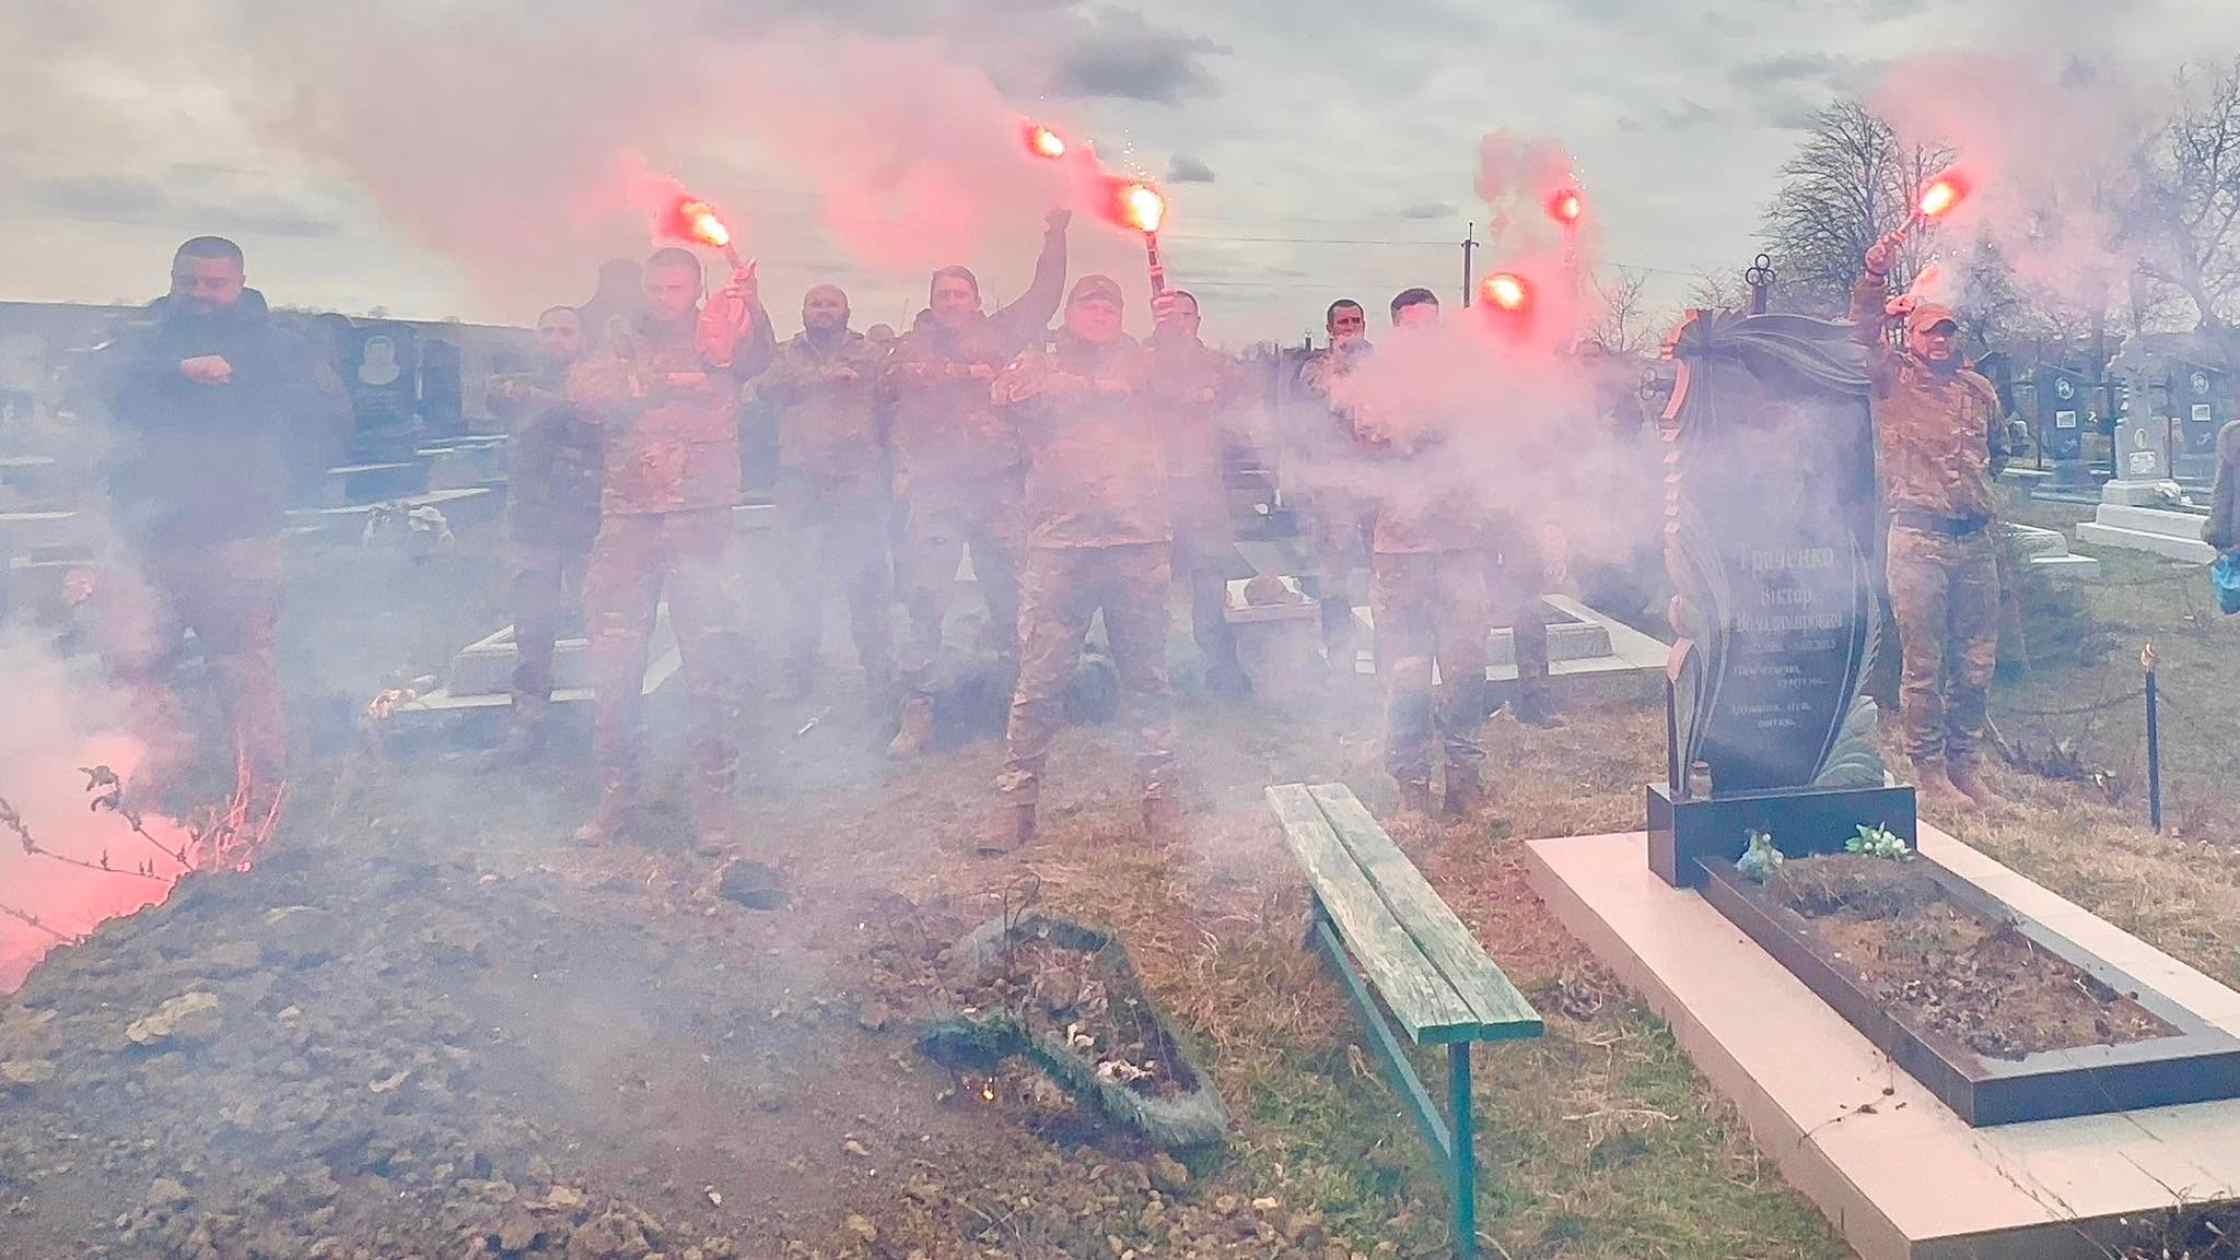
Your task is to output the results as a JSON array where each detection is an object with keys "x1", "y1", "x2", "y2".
[{"x1": 1460, "y1": 223, "x2": 1478, "y2": 308}]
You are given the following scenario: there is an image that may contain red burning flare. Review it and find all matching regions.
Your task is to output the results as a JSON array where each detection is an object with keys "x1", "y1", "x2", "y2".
[
  {"x1": 653, "y1": 193, "x2": 745, "y2": 270},
  {"x1": 1024, "y1": 123, "x2": 1068, "y2": 160},
  {"x1": 1481, "y1": 272, "x2": 1531, "y2": 312},
  {"x1": 1115, "y1": 180, "x2": 1166, "y2": 234},
  {"x1": 672, "y1": 198, "x2": 730, "y2": 249},
  {"x1": 1918, "y1": 173, "x2": 1968, "y2": 219},
  {"x1": 1547, "y1": 187, "x2": 1584, "y2": 225}
]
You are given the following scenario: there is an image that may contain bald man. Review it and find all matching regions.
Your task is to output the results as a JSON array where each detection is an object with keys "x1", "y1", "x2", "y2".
[{"x1": 759, "y1": 283, "x2": 894, "y2": 700}]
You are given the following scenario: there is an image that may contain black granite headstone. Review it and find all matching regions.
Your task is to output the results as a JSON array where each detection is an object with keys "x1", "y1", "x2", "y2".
[
  {"x1": 342, "y1": 321, "x2": 423, "y2": 460},
  {"x1": 418, "y1": 339, "x2": 463, "y2": 438},
  {"x1": 2172, "y1": 361, "x2": 2229, "y2": 486},
  {"x1": 1647, "y1": 309, "x2": 1915, "y2": 886},
  {"x1": 2033, "y1": 365, "x2": 2091, "y2": 471}
]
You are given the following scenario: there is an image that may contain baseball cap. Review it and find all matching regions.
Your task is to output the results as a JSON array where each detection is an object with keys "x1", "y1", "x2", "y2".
[{"x1": 1069, "y1": 274, "x2": 1123, "y2": 307}]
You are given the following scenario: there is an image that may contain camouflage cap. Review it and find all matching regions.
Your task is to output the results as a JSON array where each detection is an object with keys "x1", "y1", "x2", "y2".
[
  {"x1": 1069, "y1": 274, "x2": 1124, "y2": 307},
  {"x1": 1906, "y1": 302, "x2": 1958, "y2": 334}
]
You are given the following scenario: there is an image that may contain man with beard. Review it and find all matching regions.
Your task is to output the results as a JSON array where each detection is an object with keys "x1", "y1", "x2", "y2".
[
  {"x1": 486, "y1": 305, "x2": 602, "y2": 761},
  {"x1": 91, "y1": 236, "x2": 323, "y2": 841},
  {"x1": 1146, "y1": 289, "x2": 1251, "y2": 696},
  {"x1": 1853, "y1": 231, "x2": 2012, "y2": 813},
  {"x1": 882, "y1": 209, "x2": 1071, "y2": 757},
  {"x1": 1298, "y1": 298, "x2": 1374, "y2": 679},
  {"x1": 759, "y1": 283, "x2": 893, "y2": 701},
  {"x1": 986, "y1": 275, "x2": 1175, "y2": 852},
  {"x1": 1360, "y1": 288, "x2": 1494, "y2": 818},
  {"x1": 568, "y1": 248, "x2": 772, "y2": 849}
]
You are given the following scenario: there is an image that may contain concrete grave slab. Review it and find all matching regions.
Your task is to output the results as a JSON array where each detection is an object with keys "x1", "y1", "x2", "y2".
[
  {"x1": 392, "y1": 603, "x2": 681, "y2": 718},
  {"x1": 285, "y1": 487, "x2": 503, "y2": 540},
  {"x1": 1345, "y1": 593, "x2": 1668, "y2": 686},
  {"x1": 2076, "y1": 503, "x2": 2216, "y2": 564},
  {"x1": 1524, "y1": 827, "x2": 2240, "y2": 1259}
]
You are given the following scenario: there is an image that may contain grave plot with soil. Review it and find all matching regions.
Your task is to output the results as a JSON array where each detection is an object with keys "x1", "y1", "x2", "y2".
[
  {"x1": 1698, "y1": 848, "x2": 2240, "y2": 1125},
  {"x1": 916, "y1": 912, "x2": 1228, "y2": 1150}
]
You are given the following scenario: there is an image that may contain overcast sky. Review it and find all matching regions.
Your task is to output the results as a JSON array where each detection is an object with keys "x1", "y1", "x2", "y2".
[{"x1": 4, "y1": 0, "x2": 2236, "y2": 344}]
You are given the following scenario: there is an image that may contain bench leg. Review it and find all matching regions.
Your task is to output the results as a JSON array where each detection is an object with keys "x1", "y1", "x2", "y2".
[{"x1": 1449, "y1": 1043, "x2": 1476, "y2": 1259}]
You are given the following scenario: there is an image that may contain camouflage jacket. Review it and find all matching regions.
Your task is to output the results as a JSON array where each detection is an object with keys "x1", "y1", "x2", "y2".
[
  {"x1": 568, "y1": 304, "x2": 772, "y2": 515},
  {"x1": 1848, "y1": 273, "x2": 2010, "y2": 524},
  {"x1": 994, "y1": 331, "x2": 1167, "y2": 549},
  {"x1": 882, "y1": 232, "x2": 1068, "y2": 497},
  {"x1": 495, "y1": 365, "x2": 603, "y2": 549},
  {"x1": 2208, "y1": 419, "x2": 2240, "y2": 552},
  {"x1": 1357, "y1": 419, "x2": 1482, "y2": 556},
  {"x1": 1146, "y1": 334, "x2": 1247, "y2": 531},
  {"x1": 761, "y1": 330, "x2": 886, "y2": 485}
]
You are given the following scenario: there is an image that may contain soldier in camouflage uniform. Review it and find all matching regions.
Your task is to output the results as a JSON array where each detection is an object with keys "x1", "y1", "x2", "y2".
[
  {"x1": 90, "y1": 236, "x2": 327, "y2": 828},
  {"x1": 487, "y1": 305, "x2": 603, "y2": 760},
  {"x1": 1146, "y1": 289, "x2": 1251, "y2": 696},
  {"x1": 986, "y1": 275, "x2": 1177, "y2": 852},
  {"x1": 759, "y1": 284, "x2": 893, "y2": 700},
  {"x1": 1297, "y1": 299, "x2": 1374, "y2": 679},
  {"x1": 568, "y1": 248, "x2": 773, "y2": 848},
  {"x1": 1358, "y1": 289, "x2": 1494, "y2": 818},
  {"x1": 1853, "y1": 232, "x2": 2012, "y2": 812},
  {"x1": 881, "y1": 209, "x2": 1072, "y2": 757}
]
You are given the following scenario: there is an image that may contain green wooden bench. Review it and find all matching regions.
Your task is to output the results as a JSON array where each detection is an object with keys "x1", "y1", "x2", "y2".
[{"x1": 1266, "y1": 783, "x2": 1544, "y2": 1260}]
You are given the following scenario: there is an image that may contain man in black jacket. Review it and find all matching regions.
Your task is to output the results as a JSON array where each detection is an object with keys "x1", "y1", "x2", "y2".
[{"x1": 92, "y1": 236, "x2": 322, "y2": 841}]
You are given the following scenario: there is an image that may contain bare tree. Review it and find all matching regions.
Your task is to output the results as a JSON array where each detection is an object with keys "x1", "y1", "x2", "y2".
[
  {"x1": 1760, "y1": 100, "x2": 1954, "y2": 315},
  {"x1": 2133, "y1": 56, "x2": 2240, "y2": 369},
  {"x1": 1685, "y1": 268, "x2": 1750, "y2": 314},
  {"x1": 1586, "y1": 266, "x2": 1665, "y2": 354}
]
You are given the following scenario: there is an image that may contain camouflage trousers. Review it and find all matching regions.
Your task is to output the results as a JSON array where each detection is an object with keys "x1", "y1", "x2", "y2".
[
  {"x1": 1886, "y1": 524, "x2": 2000, "y2": 766},
  {"x1": 772, "y1": 471, "x2": 893, "y2": 686},
  {"x1": 1484, "y1": 520, "x2": 1550, "y2": 686},
  {"x1": 894, "y1": 474, "x2": 1023, "y2": 694},
  {"x1": 583, "y1": 510, "x2": 744, "y2": 800},
  {"x1": 1372, "y1": 550, "x2": 1492, "y2": 787},
  {"x1": 508, "y1": 540, "x2": 589, "y2": 728},
  {"x1": 997, "y1": 543, "x2": 1175, "y2": 808},
  {"x1": 1170, "y1": 497, "x2": 1242, "y2": 681},
  {"x1": 95, "y1": 534, "x2": 286, "y2": 800},
  {"x1": 1305, "y1": 490, "x2": 1372, "y2": 664}
]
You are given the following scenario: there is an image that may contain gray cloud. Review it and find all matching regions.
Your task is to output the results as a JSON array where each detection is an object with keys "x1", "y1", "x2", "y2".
[
  {"x1": 29, "y1": 175, "x2": 168, "y2": 219},
  {"x1": 1728, "y1": 52, "x2": 1853, "y2": 88},
  {"x1": 1617, "y1": 98, "x2": 1720, "y2": 133},
  {"x1": 1399, "y1": 201, "x2": 1456, "y2": 220},
  {"x1": 1053, "y1": 9, "x2": 1228, "y2": 103},
  {"x1": 1166, "y1": 153, "x2": 1216, "y2": 183},
  {"x1": 23, "y1": 174, "x2": 339, "y2": 239}
]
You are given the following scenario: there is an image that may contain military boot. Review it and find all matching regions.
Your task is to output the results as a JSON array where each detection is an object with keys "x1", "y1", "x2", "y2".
[
  {"x1": 1946, "y1": 760, "x2": 2006, "y2": 809},
  {"x1": 1509, "y1": 684, "x2": 1566, "y2": 730},
  {"x1": 977, "y1": 802, "x2": 1037, "y2": 856},
  {"x1": 1142, "y1": 794, "x2": 1185, "y2": 844},
  {"x1": 572, "y1": 782, "x2": 633, "y2": 847},
  {"x1": 1443, "y1": 769, "x2": 1488, "y2": 820},
  {"x1": 887, "y1": 694, "x2": 936, "y2": 759},
  {"x1": 484, "y1": 697, "x2": 548, "y2": 769},
  {"x1": 1911, "y1": 760, "x2": 1971, "y2": 817},
  {"x1": 1204, "y1": 655, "x2": 1253, "y2": 700},
  {"x1": 1396, "y1": 780, "x2": 1435, "y2": 819}
]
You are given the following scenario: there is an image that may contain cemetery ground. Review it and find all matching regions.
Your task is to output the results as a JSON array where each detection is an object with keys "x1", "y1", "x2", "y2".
[{"x1": 4, "y1": 489, "x2": 2239, "y2": 1260}]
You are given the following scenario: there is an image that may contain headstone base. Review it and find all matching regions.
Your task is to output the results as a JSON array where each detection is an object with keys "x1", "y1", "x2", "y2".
[
  {"x1": 2076, "y1": 502, "x2": 2217, "y2": 565},
  {"x1": 1646, "y1": 781, "x2": 1918, "y2": 888},
  {"x1": 2098, "y1": 478, "x2": 2181, "y2": 508}
]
